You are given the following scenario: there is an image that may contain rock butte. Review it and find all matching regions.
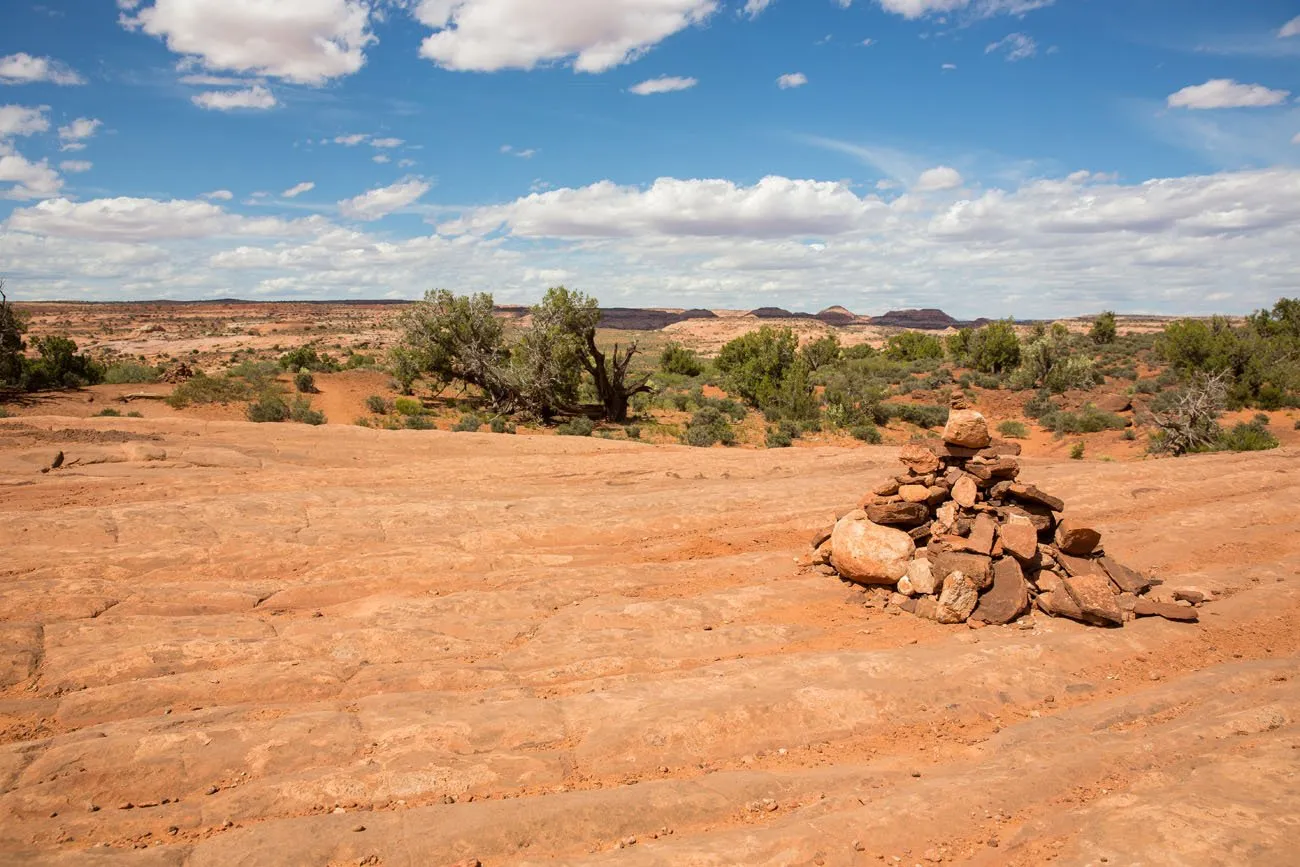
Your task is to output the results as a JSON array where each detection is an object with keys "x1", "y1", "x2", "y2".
[{"x1": 0, "y1": 414, "x2": 1297, "y2": 865}]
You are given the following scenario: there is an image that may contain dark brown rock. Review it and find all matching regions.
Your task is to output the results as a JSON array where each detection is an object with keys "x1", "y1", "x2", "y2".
[
  {"x1": 908, "y1": 524, "x2": 933, "y2": 543},
  {"x1": 1055, "y1": 519, "x2": 1102, "y2": 556},
  {"x1": 1062, "y1": 575, "x2": 1124, "y2": 626},
  {"x1": 966, "y1": 456, "x2": 1021, "y2": 482},
  {"x1": 971, "y1": 558, "x2": 1030, "y2": 625},
  {"x1": 1099, "y1": 556, "x2": 1153, "y2": 595},
  {"x1": 932, "y1": 550, "x2": 993, "y2": 590},
  {"x1": 1008, "y1": 483, "x2": 1066, "y2": 512},
  {"x1": 997, "y1": 503, "x2": 1057, "y2": 535},
  {"x1": 987, "y1": 480, "x2": 1014, "y2": 501},
  {"x1": 866, "y1": 502, "x2": 930, "y2": 527},
  {"x1": 913, "y1": 596, "x2": 939, "y2": 621},
  {"x1": 1036, "y1": 589, "x2": 1083, "y2": 620},
  {"x1": 979, "y1": 439, "x2": 1023, "y2": 457},
  {"x1": 1133, "y1": 599, "x2": 1199, "y2": 622},
  {"x1": 930, "y1": 442, "x2": 983, "y2": 460},
  {"x1": 811, "y1": 525, "x2": 834, "y2": 549}
]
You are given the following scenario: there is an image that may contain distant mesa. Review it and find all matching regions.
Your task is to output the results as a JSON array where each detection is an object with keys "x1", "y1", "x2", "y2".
[
  {"x1": 869, "y1": 308, "x2": 960, "y2": 330},
  {"x1": 815, "y1": 305, "x2": 858, "y2": 326},
  {"x1": 597, "y1": 308, "x2": 719, "y2": 331},
  {"x1": 748, "y1": 306, "x2": 814, "y2": 319}
]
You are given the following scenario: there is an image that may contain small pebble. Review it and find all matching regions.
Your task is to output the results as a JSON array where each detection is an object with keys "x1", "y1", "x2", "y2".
[{"x1": 353, "y1": 825, "x2": 366, "y2": 833}]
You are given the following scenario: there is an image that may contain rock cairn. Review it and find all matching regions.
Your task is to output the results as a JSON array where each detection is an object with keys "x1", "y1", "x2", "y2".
[{"x1": 810, "y1": 409, "x2": 1201, "y2": 627}]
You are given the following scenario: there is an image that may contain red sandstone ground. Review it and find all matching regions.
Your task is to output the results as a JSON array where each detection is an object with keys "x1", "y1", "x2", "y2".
[{"x1": 1, "y1": 414, "x2": 1298, "y2": 866}]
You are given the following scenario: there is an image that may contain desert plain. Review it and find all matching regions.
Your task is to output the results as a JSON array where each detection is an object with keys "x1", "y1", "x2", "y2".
[{"x1": 1, "y1": 303, "x2": 1298, "y2": 866}]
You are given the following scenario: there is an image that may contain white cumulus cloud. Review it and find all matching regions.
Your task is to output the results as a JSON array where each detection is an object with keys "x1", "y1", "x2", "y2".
[
  {"x1": 338, "y1": 179, "x2": 431, "y2": 220},
  {"x1": 875, "y1": 0, "x2": 1054, "y2": 19},
  {"x1": 412, "y1": 0, "x2": 718, "y2": 73},
  {"x1": 0, "y1": 142, "x2": 63, "y2": 200},
  {"x1": 5, "y1": 196, "x2": 311, "y2": 241},
  {"x1": 191, "y1": 85, "x2": 277, "y2": 111},
  {"x1": 742, "y1": 0, "x2": 776, "y2": 17},
  {"x1": 57, "y1": 117, "x2": 102, "y2": 150},
  {"x1": 333, "y1": 133, "x2": 368, "y2": 146},
  {"x1": 370, "y1": 137, "x2": 404, "y2": 148},
  {"x1": 440, "y1": 176, "x2": 882, "y2": 239},
  {"x1": 283, "y1": 181, "x2": 316, "y2": 198},
  {"x1": 122, "y1": 0, "x2": 375, "y2": 84},
  {"x1": 59, "y1": 160, "x2": 92, "y2": 173},
  {"x1": 777, "y1": 72, "x2": 808, "y2": 89},
  {"x1": 914, "y1": 165, "x2": 963, "y2": 192},
  {"x1": 200, "y1": 189, "x2": 233, "y2": 200},
  {"x1": 1280, "y1": 15, "x2": 1300, "y2": 38},
  {"x1": 0, "y1": 105, "x2": 50, "y2": 137},
  {"x1": 0, "y1": 53, "x2": 86, "y2": 86},
  {"x1": 1168, "y1": 79, "x2": 1291, "y2": 110},
  {"x1": 629, "y1": 75, "x2": 698, "y2": 95}
]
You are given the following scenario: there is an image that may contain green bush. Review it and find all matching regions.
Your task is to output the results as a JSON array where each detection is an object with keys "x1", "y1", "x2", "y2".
[
  {"x1": 962, "y1": 320, "x2": 1021, "y2": 373},
  {"x1": 800, "y1": 334, "x2": 842, "y2": 371},
  {"x1": 404, "y1": 414, "x2": 434, "y2": 430},
  {"x1": 557, "y1": 416, "x2": 595, "y2": 437},
  {"x1": 104, "y1": 361, "x2": 160, "y2": 384},
  {"x1": 885, "y1": 331, "x2": 945, "y2": 363},
  {"x1": 294, "y1": 370, "x2": 315, "y2": 393},
  {"x1": 0, "y1": 407, "x2": 10, "y2": 418},
  {"x1": 393, "y1": 397, "x2": 424, "y2": 416},
  {"x1": 850, "y1": 423, "x2": 882, "y2": 444},
  {"x1": 453, "y1": 413, "x2": 483, "y2": 432},
  {"x1": 289, "y1": 396, "x2": 326, "y2": 425},
  {"x1": 1134, "y1": 378, "x2": 1161, "y2": 395},
  {"x1": 1069, "y1": 441, "x2": 1085, "y2": 460},
  {"x1": 659, "y1": 342, "x2": 703, "y2": 377},
  {"x1": 278, "y1": 346, "x2": 337, "y2": 372},
  {"x1": 18, "y1": 336, "x2": 105, "y2": 391},
  {"x1": 765, "y1": 426, "x2": 793, "y2": 448},
  {"x1": 1090, "y1": 311, "x2": 1118, "y2": 345},
  {"x1": 1024, "y1": 389, "x2": 1059, "y2": 419},
  {"x1": 682, "y1": 406, "x2": 735, "y2": 447},
  {"x1": 1215, "y1": 419, "x2": 1279, "y2": 452},
  {"x1": 95, "y1": 407, "x2": 122, "y2": 417},
  {"x1": 884, "y1": 403, "x2": 948, "y2": 429},
  {"x1": 167, "y1": 375, "x2": 250, "y2": 408},
  {"x1": 365, "y1": 395, "x2": 390, "y2": 414},
  {"x1": 489, "y1": 417, "x2": 517, "y2": 434},
  {"x1": 127, "y1": 411, "x2": 142, "y2": 418},
  {"x1": 624, "y1": 424, "x2": 642, "y2": 439},
  {"x1": 1040, "y1": 403, "x2": 1127, "y2": 435},
  {"x1": 715, "y1": 326, "x2": 799, "y2": 409},
  {"x1": 998, "y1": 420, "x2": 1029, "y2": 439},
  {"x1": 246, "y1": 394, "x2": 290, "y2": 423}
]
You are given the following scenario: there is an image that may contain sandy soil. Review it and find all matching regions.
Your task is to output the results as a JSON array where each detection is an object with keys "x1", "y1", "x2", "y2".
[{"x1": 1, "y1": 415, "x2": 1298, "y2": 865}]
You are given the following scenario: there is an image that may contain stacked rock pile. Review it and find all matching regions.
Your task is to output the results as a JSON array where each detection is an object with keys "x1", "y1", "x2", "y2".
[{"x1": 810, "y1": 409, "x2": 1201, "y2": 627}]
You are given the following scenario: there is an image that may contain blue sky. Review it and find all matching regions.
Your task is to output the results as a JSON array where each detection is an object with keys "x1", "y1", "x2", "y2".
[{"x1": 1, "y1": 0, "x2": 1298, "y2": 317}]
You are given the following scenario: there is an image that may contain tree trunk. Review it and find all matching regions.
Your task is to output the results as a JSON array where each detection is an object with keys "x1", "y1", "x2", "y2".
[{"x1": 582, "y1": 332, "x2": 652, "y2": 424}]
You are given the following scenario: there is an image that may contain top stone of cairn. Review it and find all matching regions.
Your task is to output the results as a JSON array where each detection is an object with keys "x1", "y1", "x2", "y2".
[{"x1": 943, "y1": 409, "x2": 991, "y2": 448}]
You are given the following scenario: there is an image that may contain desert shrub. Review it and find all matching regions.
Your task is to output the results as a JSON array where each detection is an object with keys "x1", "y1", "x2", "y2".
[
  {"x1": 344, "y1": 352, "x2": 375, "y2": 369},
  {"x1": 279, "y1": 345, "x2": 337, "y2": 372},
  {"x1": 884, "y1": 403, "x2": 948, "y2": 429},
  {"x1": 289, "y1": 397, "x2": 326, "y2": 425},
  {"x1": 226, "y1": 359, "x2": 282, "y2": 390},
  {"x1": 18, "y1": 336, "x2": 105, "y2": 391},
  {"x1": 1122, "y1": 428, "x2": 1136, "y2": 441},
  {"x1": 1040, "y1": 404, "x2": 1127, "y2": 435},
  {"x1": 885, "y1": 331, "x2": 945, "y2": 363},
  {"x1": 765, "y1": 426, "x2": 793, "y2": 448},
  {"x1": 1090, "y1": 311, "x2": 1118, "y2": 345},
  {"x1": 659, "y1": 342, "x2": 703, "y2": 377},
  {"x1": 1069, "y1": 441, "x2": 1086, "y2": 460},
  {"x1": 963, "y1": 320, "x2": 1022, "y2": 373},
  {"x1": 246, "y1": 394, "x2": 290, "y2": 423},
  {"x1": 850, "y1": 423, "x2": 882, "y2": 444},
  {"x1": 104, "y1": 361, "x2": 160, "y2": 384},
  {"x1": 95, "y1": 408, "x2": 121, "y2": 417},
  {"x1": 682, "y1": 406, "x2": 735, "y2": 447},
  {"x1": 404, "y1": 414, "x2": 434, "y2": 430},
  {"x1": 998, "y1": 420, "x2": 1029, "y2": 439},
  {"x1": 489, "y1": 417, "x2": 517, "y2": 434},
  {"x1": 394, "y1": 397, "x2": 424, "y2": 416},
  {"x1": 1295, "y1": 419, "x2": 1300, "y2": 431},
  {"x1": 715, "y1": 326, "x2": 799, "y2": 409},
  {"x1": 1148, "y1": 373, "x2": 1228, "y2": 456},
  {"x1": 800, "y1": 334, "x2": 842, "y2": 372},
  {"x1": 167, "y1": 375, "x2": 250, "y2": 408},
  {"x1": 365, "y1": 395, "x2": 390, "y2": 414},
  {"x1": 127, "y1": 411, "x2": 142, "y2": 418},
  {"x1": 0, "y1": 407, "x2": 10, "y2": 418},
  {"x1": 1011, "y1": 330, "x2": 1101, "y2": 393},
  {"x1": 453, "y1": 413, "x2": 483, "y2": 432},
  {"x1": 624, "y1": 424, "x2": 642, "y2": 439},
  {"x1": 1215, "y1": 418, "x2": 1279, "y2": 452},
  {"x1": 294, "y1": 370, "x2": 316, "y2": 393},
  {"x1": 557, "y1": 416, "x2": 595, "y2": 437},
  {"x1": 1134, "y1": 378, "x2": 1161, "y2": 394}
]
